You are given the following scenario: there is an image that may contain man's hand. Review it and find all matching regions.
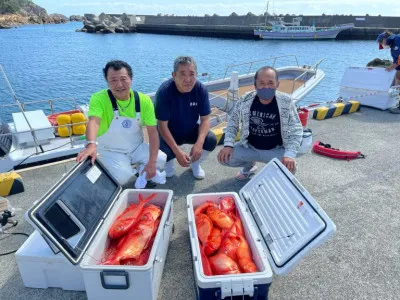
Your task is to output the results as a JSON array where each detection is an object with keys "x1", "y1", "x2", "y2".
[
  {"x1": 190, "y1": 143, "x2": 203, "y2": 162},
  {"x1": 386, "y1": 64, "x2": 398, "y2": 71},
  {"x1": 142, "y1": 161, "x2": 156, "y2": 180},
  {"x1": 76, "y1": 144, "x2": 97, "y2": 164},
  {"x1": 176, "y1": 149, "x2": 191, "y2": 167},
  {"x1": 218, "y1": 147, "x2": 233, "y2": 164},
  {"x1": 281, "y1": 156, "x2": 295, "y2": 173}
]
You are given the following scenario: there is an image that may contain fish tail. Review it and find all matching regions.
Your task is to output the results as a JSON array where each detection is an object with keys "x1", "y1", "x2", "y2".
[{"x1": 139, "y1": 193, "x2": 157, "y2": 206}]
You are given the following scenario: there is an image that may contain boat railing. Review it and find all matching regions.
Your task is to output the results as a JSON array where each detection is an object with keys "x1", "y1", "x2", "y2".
[
  {"x1": 291, "y1": 58, "x2": 325, "y2": 96},
  {"x1": 223, "y1": 55, "x2": 300, "y2": 79},
  {"x1": 0, "y1": 97, "x2": 79, "y2": 115},
  {"x1": 0, "y1": 120, "x2": 88, "y2": 156}
]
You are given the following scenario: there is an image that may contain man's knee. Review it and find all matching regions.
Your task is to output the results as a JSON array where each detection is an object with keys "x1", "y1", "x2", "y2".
[{"x1": 203, "y1": 131, "x2": 217, "y2": 152}]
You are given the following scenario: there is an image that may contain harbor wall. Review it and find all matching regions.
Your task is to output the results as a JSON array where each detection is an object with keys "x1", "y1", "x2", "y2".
[
  {"x1": 136, "y1": 15, "x2": 400, "y2": 40},
  {"x1": 141, "y1": 14, "x2": 400, "y2": 29},
  {"x1": 135, "y1": 24, "x2": 395, "y2": 40},
  {"x1": 90, "y1": 14, "x2": 400, "y2": 39}
]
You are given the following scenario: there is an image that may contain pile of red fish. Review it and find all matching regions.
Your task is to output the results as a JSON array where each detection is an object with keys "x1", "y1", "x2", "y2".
[
  {"x1": 100, "y1": 193, "x2": 162, "y2": 266},
  {"x1": 195, "y1": 196, "x2": 258, "y2": 276}
]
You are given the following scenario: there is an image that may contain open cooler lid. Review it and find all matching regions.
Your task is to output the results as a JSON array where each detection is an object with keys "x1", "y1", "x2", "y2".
[
  {"x1": 239, "y1": 158, "x2": 336, "y2": 275},
  {"x1": 27, "y1": 158, "x2": 122, "y2": 265},
  {"x1": 340, "y1": 66, "x2": 395, "y2": 92}
]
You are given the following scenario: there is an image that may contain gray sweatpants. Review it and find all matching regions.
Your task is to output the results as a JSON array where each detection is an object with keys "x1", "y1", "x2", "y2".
[{"x1": 221, "y1": 143, "x2": 285, "y2": 172}]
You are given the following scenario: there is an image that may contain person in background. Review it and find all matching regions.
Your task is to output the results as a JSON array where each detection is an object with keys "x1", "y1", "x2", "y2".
[
  {"x1": 155, "y1": 56, "x2": 217, "y2": 179},
  {"x1": 377, "y1": 31, "x2": 400, "y2": 114},
  {"x1": 77, "y1": 60, "x2": 166, "y2": 187},
  {"x1": 217, "y1": 66, "x2": 303, "y2": 179}
]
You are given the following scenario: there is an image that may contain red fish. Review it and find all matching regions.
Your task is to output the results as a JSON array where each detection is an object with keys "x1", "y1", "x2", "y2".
[
  {"x1": 100, "y1": 237, "x2": 120, "y2": 264},
  {"x1": 195, "y1": 213, "x2": 213, "y2": 244},
  {"x1": 208, "y1": 253, "x2": 240, "y2": 275},
  {"x1": 204, "y1": 227, "x2": 222, "y2": 256},
  {"x1": 218, "y1": 235, "x2": 241, "y2": 261},
  {"x1": 200, "y1": 245, "x2": 213, "y2": 276},
  {"x1": 108, "y1": 193, "x2": 156, "y2": 239},
  {"x1": 121, "y1": 237, "x2": 155, "y2": 266},
  {"x1": 222, "y1": 213, "x2": 245, "y2": 238},
  {"x1": 119, "y1": 218, "x2": 161, "y2": 266},
  {"x1": 219, "y1": 196, "x2": 236, "y2": 213},
  {"x1": 236, "y1": 235, "x2": 257, "y2": 273},
  {"x1": 194, "y1": 201, "x2": 218, "y2": 215},
  {"x1": 206, "y1": 206, "x2": 234, "y2": 229},
  {"x1": 103, "y1": 212, "x2": 156, "y2": 265}
]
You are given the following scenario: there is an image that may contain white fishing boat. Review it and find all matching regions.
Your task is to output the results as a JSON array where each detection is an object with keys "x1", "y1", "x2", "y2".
[
  {"x1": 254, "y1": 16, "x2": 354, "y2": 40},
  {"x1": 0, "y1": 55, "x2": 325, "y2": 173}
]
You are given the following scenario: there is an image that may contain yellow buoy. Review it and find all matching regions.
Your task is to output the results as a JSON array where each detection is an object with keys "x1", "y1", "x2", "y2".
[
  {"x1": 71, "y1": 113, "x2": 86, "y2": 135},
  {"x1": 56, "y1": 114, "x2": 72, "y2": 137}
]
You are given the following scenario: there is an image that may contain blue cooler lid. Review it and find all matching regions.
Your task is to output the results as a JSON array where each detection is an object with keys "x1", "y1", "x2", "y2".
[
  {"x1": 239, "y1": 158, "x2": 336, "y2": 275},
  {"x1": 27, "y1": 158, "x2": 122, "y2": 265}
]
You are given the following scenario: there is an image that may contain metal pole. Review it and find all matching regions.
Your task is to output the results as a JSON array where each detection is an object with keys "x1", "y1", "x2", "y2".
[{"x1": 0, "y1": 64, "x2": 44, "y2": 154}]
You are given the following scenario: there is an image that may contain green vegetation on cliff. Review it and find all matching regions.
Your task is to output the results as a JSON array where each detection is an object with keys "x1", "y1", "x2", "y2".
[{"x1": 0, "y1": 0, "x2": 33, "y2": 14}]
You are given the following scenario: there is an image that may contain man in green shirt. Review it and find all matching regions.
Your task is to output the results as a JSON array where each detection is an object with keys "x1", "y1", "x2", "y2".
[{"x1": 77, "y1": 60, "x2": 166, "y2": 186}]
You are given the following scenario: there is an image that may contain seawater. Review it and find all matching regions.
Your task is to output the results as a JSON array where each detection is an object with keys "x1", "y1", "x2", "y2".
[{"x1": 0, "y1": 22, "x2": 389, "y2": 122}]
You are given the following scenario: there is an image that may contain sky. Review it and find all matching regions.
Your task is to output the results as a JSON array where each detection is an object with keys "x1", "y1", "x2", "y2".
[{"x1": 34, "y1": 0, "x2": 399, "y2": 17}]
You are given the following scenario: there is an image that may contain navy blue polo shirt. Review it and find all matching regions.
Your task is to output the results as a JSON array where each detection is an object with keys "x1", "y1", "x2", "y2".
[
  {"x1": 386, "y1": 34, "x2": 400, "y2": 69},
  {"x1": 155, "y1": 79, "x2": 211, "y2": 139}
]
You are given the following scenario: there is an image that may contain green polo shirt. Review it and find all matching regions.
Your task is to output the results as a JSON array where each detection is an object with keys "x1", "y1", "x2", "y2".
[{"x1": 88, "y1": 89, "x2": 156, "y2": 136}]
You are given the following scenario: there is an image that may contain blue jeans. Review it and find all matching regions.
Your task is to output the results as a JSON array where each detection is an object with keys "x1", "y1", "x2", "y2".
[{"x1": 159, "y1": 125, "x2": 217, "y2": 161}]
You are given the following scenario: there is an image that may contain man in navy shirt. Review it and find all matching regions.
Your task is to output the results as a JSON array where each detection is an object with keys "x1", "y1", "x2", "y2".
[
  {"x1": 377, "y1": 31, "x2": 400, "y2": 114},
  {"x1": 155, "y1": 56, "x2": 217, "y2": 179}
]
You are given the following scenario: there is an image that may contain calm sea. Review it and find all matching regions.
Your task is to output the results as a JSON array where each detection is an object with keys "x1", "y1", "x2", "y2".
[{"x1": 0, "y1": 22, "x2": 388, "y2": 122}]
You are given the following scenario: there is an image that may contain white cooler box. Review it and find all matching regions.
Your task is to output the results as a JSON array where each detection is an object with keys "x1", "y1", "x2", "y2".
[
  {"x1": 18, "y1": 158, "x2": 173, "y2": 300},
  {"x1": 16, "y1": 230, "x2": 85, "y2": 291},
  {"x1": 187, "y1": 158, "x2": 336, "y2": 300},
  {"x1": 339, "y1": 66, "x2": 398, "y2": 110}
]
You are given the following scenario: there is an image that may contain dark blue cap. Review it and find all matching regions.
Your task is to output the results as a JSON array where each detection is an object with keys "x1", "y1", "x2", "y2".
[{"x1": 376, "y1": 32, "x2": 386, "y2": 43}]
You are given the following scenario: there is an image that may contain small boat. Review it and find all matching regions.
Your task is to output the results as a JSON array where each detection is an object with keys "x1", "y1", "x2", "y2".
[
  {"x1": 0, "y1": 55, "x2": 325, "y2": 172},
  {"x1": 254, "y1": 16, "x2": 354, "y2": 40}
]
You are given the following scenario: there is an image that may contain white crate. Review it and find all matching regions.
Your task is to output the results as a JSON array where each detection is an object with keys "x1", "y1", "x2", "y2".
[
  {"x1": 12, "y1": 110, "x2": 55, "y2": 146},
  {"x1": 15, "y1": 230, "x2": 85, "y2": 291},
  {"x1": 80, "y1": 189, "x2": 173, "y2": 300},
  {"x1": 187, "y1": 158, "x2": 336, "y2": 299}
]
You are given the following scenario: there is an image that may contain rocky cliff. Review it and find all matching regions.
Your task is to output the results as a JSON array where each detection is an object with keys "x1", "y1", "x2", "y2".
[{"x1": 0, "y1": 0, "x2": 69, "y2": 28}]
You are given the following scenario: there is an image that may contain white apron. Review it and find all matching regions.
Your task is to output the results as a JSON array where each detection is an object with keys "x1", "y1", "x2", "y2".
[{"x1": 97, "y1": 110, "x2": 143, "y2": 153}]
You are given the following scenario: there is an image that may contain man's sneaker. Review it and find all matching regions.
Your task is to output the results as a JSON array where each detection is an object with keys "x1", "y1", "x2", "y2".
[
  {"x1": 165, "y1": 159, "x2": 175, "y2": 178},
  {"x1": 235, "y1": 165, "x2": 258, "y2": 181},
  {"x1": 145, "y1": 180, "x2": 157, "y2": 189},
  {"x1": 389, "y1": 106, "x2": 400, "y2": 114},
  {"x1": 191, "y1": 163, "x2": 205, "y2": 180}
]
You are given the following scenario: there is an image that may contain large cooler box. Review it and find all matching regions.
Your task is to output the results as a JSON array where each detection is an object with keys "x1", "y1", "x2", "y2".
[
  {"x1": 339, "y1": 66, "x2": 398, "y2": 110},
  {"x1": 21, "y1": 158, "x2": 173, "y2": 300},
  {"x1": 16, "y1": 230, "x2": 85, "y2": 291},
  {"x1": 187, "y1": 158, "x2": 336, "y2": 299}
]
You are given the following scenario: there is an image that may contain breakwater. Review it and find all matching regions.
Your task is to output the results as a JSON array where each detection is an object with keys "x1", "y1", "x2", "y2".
[
  {"x1": 135, "y1": 24, "x2": 390, "y2": 40},
  {"x1": 81, "y1": 13, "x2": 400, "y2": 40}
]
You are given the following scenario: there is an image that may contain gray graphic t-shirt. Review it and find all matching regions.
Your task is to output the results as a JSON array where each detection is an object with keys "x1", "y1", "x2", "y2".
[{"x1": 247, "y1": 96, "x2": 283, "y2": 150}]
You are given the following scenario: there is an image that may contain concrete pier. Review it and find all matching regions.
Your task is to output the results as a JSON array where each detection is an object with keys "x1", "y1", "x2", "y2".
[
  {"x1": 135, "y1": 23, "x2": 392, "y2": 40},
  {"x1": 1, "y1": 106, "x2": 400, "y2": 299}
]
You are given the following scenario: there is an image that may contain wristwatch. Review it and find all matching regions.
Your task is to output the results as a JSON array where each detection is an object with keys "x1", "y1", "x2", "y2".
[{"x1": 85, "y1": 140, "x2": 98, "y2": 147}]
